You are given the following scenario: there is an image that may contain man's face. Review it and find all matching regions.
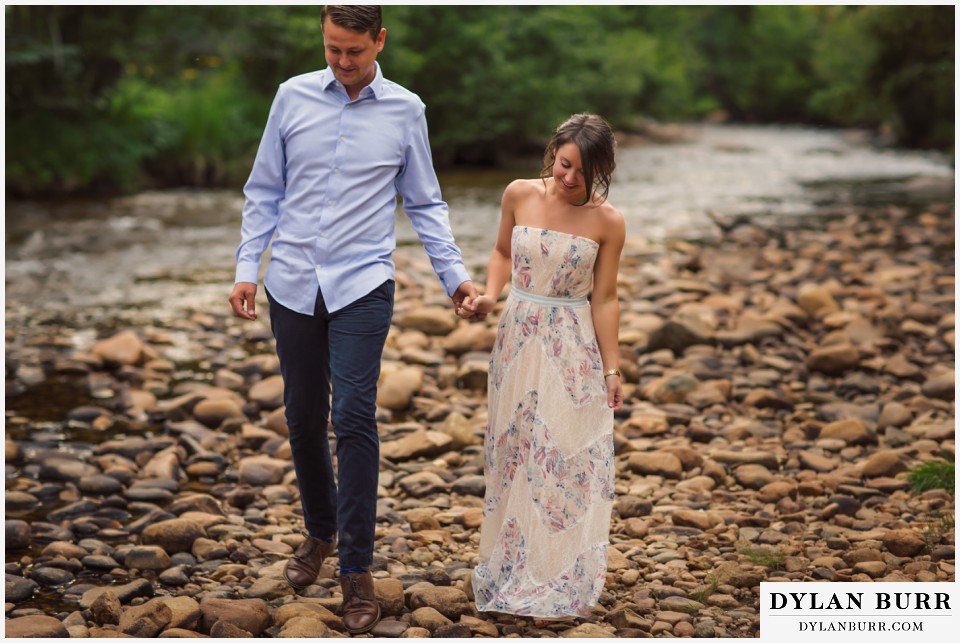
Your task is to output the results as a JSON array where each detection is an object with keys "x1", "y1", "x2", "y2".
[{"x1": 322, "y1": 18, "x2": 386, "y2": 95}]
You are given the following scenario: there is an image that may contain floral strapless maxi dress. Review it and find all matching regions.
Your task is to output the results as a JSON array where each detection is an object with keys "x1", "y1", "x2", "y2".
[{"x1": 472, "y1": 226, "x2": 615, "y2": 618}]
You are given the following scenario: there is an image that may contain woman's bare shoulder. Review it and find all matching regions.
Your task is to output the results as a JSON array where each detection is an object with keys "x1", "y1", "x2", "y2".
[
  {"x1": 596, "y1": 200, "x2": 626, "y2": 241},
  {"x1": 504, "y1": 178, "x2": 543, "y2": 198}
]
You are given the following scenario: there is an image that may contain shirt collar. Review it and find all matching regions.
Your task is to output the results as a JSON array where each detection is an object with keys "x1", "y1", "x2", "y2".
[{"x1": 321, "y1": 62, "x2": 384, "y2": 99}]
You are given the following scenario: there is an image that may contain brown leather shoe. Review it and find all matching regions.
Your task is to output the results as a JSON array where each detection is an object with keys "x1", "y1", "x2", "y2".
[
  {"x1": 339, "y1": 571, "x2": 381, "y2": 634},
  {"x1": 283, "y1": 535, "x2": 337, "y2": 591}
]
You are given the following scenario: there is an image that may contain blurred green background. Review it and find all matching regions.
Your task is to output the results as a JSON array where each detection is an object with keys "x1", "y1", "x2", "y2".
[{"x1": 5, "y1": 5, "x2": 954, "y2": 197}]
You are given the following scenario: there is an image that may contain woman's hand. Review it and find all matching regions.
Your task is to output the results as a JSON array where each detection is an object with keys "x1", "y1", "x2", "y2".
[
  {"x1": 459, "y1": 294, "x2": 495, "y2": 321},
  {"x1": 605, "y1": 373, "x2": 623, "y2": 410}
]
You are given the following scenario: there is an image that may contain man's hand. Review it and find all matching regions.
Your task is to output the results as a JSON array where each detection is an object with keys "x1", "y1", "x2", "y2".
[
  {"x1": 459, "y1": 294, "x2": 493, "y2": 321},
  {"x1": 451, "y1": 280, "x2": 479, "y2": 319},
  {"x1": 229, "y1": 282, "x2": 259, "y2": 320}
]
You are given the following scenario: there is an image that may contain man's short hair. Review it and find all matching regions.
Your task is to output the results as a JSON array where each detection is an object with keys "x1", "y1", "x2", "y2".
[{"x1": 321, "y1": 5, "x2": 382, "y2": 40}]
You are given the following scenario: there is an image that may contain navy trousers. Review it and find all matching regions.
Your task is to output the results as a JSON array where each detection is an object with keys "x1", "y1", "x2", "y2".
[{"x1": 266, "y1": 280, "x2": 394, "y2": 568}]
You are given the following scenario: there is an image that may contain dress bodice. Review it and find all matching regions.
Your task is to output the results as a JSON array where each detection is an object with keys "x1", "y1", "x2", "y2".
[{"x1": 511, "y1": 226, "x2": 599, "y2": 300}]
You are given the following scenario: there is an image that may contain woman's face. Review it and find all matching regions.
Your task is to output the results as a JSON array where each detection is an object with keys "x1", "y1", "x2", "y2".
[{"x1": 552, "y1": 142, "x2": 587, "y2": 202}]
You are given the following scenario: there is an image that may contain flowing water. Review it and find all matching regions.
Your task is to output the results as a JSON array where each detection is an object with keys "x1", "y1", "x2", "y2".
[{"x1": 5, "y1": 124, "x2": 952, "y2": 331}]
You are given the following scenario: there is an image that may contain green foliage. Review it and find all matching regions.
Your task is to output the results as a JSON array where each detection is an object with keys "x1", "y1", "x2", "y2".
[
  {"x1": 5, "y1": 5, "x2": 955, "y2": 195},
  {"x1": 908, "y1": 460, "x2": 955, "y2": 495},
  {"x1": 738, "y1": 543, "x2": 786, "y2": 570}
]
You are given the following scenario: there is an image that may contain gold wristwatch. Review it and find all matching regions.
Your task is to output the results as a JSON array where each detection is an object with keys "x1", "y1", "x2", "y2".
[{"x1": 603, "y1": 369, "x2": 621, "y2": 378}]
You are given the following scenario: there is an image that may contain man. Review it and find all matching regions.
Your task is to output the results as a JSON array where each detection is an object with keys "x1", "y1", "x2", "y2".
[{"x1": 228, "y1": 5, "x2": 476, "y2": 634}]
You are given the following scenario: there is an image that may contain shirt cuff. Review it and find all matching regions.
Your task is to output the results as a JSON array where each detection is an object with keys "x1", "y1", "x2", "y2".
[
  {"x1": 235, "y1": 261, "x2": 261, "y2": 285},
  {"x1": 439, "y1": 263, "x2": 472, "y2": 297}
]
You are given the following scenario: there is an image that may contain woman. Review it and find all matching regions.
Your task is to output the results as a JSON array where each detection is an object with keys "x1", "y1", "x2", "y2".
[{"x1": 461, "y1": 113, "x2": 624, "y2": 618}]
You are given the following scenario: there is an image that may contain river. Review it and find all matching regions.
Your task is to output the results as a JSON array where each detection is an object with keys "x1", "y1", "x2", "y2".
[{"x1": 4, "y1": 123, "x2": 953, "y2": 332}]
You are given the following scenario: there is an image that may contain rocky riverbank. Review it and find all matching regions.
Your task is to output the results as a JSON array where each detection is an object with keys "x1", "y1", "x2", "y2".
[{"x1": 5, "y1": 202, "x2": 955, "y2": 638}]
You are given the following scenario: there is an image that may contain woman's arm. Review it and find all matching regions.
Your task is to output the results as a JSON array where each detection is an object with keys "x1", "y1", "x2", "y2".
[
  {"x1": 591, "y1": 207, "x2": 625, "y2": 409},
  {"x1": 462, "y1": 181, "x2": 523, "y2": 318}
]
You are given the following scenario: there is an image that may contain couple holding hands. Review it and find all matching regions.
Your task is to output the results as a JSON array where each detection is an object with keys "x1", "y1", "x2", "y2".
[{"x1": 228, "y1": 5, "x2": 624, "y2": 634}]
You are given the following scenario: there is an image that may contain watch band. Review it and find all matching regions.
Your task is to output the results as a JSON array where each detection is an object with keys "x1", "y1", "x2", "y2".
[{"x1": 603, "y1": 369, "x2": 621, "y2": 378}]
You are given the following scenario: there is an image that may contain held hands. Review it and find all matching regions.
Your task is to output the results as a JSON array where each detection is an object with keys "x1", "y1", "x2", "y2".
[
  {"x1": 605, "y1": 372, "x2": 624, "y2": 410},
  {"x1": 451, "y1": 281, "x2": 480, "y2": 320},
  {"x1": 458, "y1": 294, "x2": 494, "y2": 321},
  {"x1": 229, "y1": 282, "x2": 258, "y2": 320}
]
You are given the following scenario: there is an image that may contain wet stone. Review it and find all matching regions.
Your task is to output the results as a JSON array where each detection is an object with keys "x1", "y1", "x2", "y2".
[
  {"x1": 6, "y1": 520, "x2": 32, "y2": 550},
  {"x1": 5, "y1": 614, "x2": 69, "y2": 638},
  {"x1": 5, "y1": 574, "x2": 38, "y2": 603},
  {"x1": 28, "y1": 566, "x2": 75, "y2": 586}
]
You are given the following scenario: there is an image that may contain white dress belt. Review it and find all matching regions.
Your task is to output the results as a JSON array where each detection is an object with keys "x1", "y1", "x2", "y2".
[{"x1": 510, "y1": 286, "x2": 589, "y2": 308}]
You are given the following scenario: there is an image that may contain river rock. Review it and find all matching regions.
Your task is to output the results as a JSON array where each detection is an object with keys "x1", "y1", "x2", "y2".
[
  {"x1": 378, "y1": 367, "x2": 424, "y2": 410},
  {"x1": 78, "y1": 474, "x2": 124, "y2": 494},
  {"x1": 279, "y1": 617, "x2": 331, "y2": 638},
  {"x1": 882, "y1": 529, "x2": 926, "y2": 557},
  {"x1": 407, "y1": 586, "x2": 471, "y2": 619},
  {"x1": 157, "y1": 628, "x2": 206, "y2": 638},
  {"x1": 368, "y1": 619, "x2": 408, "y2": 638},
  {"x1": 734, "y1": 464, "x2": 774, "y2": 489},
  {"x1": 238, "y1": 456, "x2": 287, "y2": 486},
  {"x1": 878, "y1": 402, "x2": 913, "y2": 429},
  {"x1": 119, "y1": 599, "x2": 173, "y2": 637},
  {"x1": 671, "y1": 509, "x2": 721, "y2": 530},
  {"x1": 398, "y1": 471, "x2": 449, "y2": 497},
  {"x1": 796, "y1": 284, "x2": 839, "y2": 317},
  {"x1": 81, "y1": 579, "x2": 154, "y2": 609},
  {"x1": 615, "y1": 496, "x2": 653, "y2": 518},
  {"x1": 647, "y1": 316, "x2": 714, "y2": 354},
  {"x1": 921, "y1": 371, "x2": 954, "y2": 400},
  {"x1": 625, "y1": 451, "x2": 683, "y2": 479},
  {"x1": 6, "y1": 520, "x2": 32, "y2": 549},
  {"x1": 807, "y1": 343, "x2": 859, "y2": 374},
  {"x1": 396, "y1": 307, "x2": 457, "y2": 336},
  {"x1": 193, "y1": 398, "x2": 245, "y2": 427},
  {"x1": 757, "y1": 481, "x2": 796, "y2": 502},
  {"x1": 819, "y1": 418, "x2": 875, "y2": 445},
  {"x1": 561, "y1": 623, "x2": 616, "y2": 638},
  {"x1": 142, "y1": 519, "x2": 206, "y2": 554},
  {"x1": 273, "y1": 602, "x2": 341, "y2": 630},
  {"x1": 409, "y1": 607, "x2": 451, "y2": 632},
  {"x1": 91, "y1": 591, "x2": 123, "y2": 626},
  {"x1": 93, "y1": 330, "x2": 144, "y2": 366},
  {"x1": 200, "y1": 598, "x2": 269, "y2": 636},
  {"x1": 450, "y1": 474, "x2": 486, "y2": 497},
  {"x1": 442, "y1": 324, "x2": 496, "y2": 354},
  {"x1": 375, "y1": 578, "x2": 406, "y2": 616},
  {"x1": 140, "y1": 446, "x2": 183, "y2": 481},
  {"x1": 5, "y1": 574, "x2": 38, "y2": 602},
  {"x1": 248, "y1": 375, "x2": 284, "y2": 409},
  {"x1": 29, "y1": 565, "x2": 74, "y2": 586},
  {"x1": 264, "y1": 407, "x2": 289, "y2": 436},
  {"x1": 244, "y1": 577, "x2": 293, "y2": 600},
  {"x1": 124, "y1": 545, "x2": 171, "y2": 570},
  {"x1": 644, "y1": 371, "x2": 700, "y2": 405},
  {"x1": 798, "y1": 450, "x2": 839, "y2": 472},
  {"x1": 39, "y1": 455, "x2": 99, "y2": 481},
  {"x1": 437, "y1": 412, "x2": 477, "y2": 449},
  {"x1": 5, "y1": 615, "x2": 69, "y2": 638},
  {"x1": 168, "y1": 493, "x2": 224, "y2": 516},
  {"x1": 861, "y1": 451, "x2": 907, "y2": 477},
  {"x1": 381, "y1": 429, "x2": 452, "y2": 462},
  {"x1": 210, "y1": 620, "x2": 254, "y2": 637}
]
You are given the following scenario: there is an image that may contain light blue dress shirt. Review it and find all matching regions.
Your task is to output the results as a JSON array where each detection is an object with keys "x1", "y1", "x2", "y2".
[{"x1": 235, "y1": 63, "x2": 471, "y2": 314}]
